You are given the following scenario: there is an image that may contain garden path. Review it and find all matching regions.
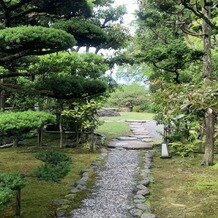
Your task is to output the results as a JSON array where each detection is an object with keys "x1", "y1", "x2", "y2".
[{"x1": 69, "y1": 121, "x2": 162, "y2": 218}]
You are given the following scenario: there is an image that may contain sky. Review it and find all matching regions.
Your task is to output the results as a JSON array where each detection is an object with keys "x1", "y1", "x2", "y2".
[{"x1": 114, "y1": 0, "x2": 138, "y2": 27}]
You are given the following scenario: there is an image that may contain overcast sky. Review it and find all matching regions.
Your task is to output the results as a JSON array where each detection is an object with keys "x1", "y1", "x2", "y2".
[{"x1": 114, "y1": 0, "x2": 138, "y2": 25}]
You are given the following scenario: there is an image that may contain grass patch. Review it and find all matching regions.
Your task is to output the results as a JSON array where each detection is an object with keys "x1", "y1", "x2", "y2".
[
  {"x1": 150, "y1": 148, "x2": 218, "y2": 218},
  {"x1": 0, "y1": 146, "x2": 99, "y2": 218},
  {"x1": 96, "y1": 122, "x2": 130, "y2": 141},
  {"x1": 99, "y1": 112, "x2": 154, "y2": 122},
  {"x1": 97, "y1": 112, "x2": 154, "y2": 141}
]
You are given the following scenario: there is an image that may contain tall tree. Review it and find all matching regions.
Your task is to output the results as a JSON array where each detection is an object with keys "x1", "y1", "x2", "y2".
[{"x1": 135, "y1": 0, "x2": 217, "y2": 165}]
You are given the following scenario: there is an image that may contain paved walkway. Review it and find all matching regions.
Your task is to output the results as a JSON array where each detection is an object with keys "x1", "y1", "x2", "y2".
[{"x1": 70, "y1": 121, "x2": 162, "y2": 218}]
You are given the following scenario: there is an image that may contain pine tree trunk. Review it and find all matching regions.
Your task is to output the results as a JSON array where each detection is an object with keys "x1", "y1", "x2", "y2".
[
  {"x1": 15, "y1": 189, "x2": 21, "y2": 217},
  {"x1": 202, "y1": 108, "x2": 215, "y2": 165},
  {"x1": 13, "y1": 137, "x2": 19, "y2": 147},
  {"x1": 89, "y1": 129, "x2": 95, "y2": 152},
  {"x1": 201, "y1": 3, "x2": 215, "y2": 166},
  {"x1": 0, "y1": 79, "x2": 5, "y2": 110},
  {"x1": 59, "y1": 114, "x2": 63, "y2": 148},
  {"x1": 37, "y1": 127, "x2": 43, "y2": 146}
]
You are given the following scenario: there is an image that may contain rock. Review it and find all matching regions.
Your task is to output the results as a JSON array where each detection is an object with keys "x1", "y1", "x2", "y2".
[
  {"x1": 136, "y1": 204, "x2": 152, "y2": 212},
  {"x1": 117, "y1": 136, "x2": 138, "y2": 141},
  {"x1": 139, "y1": 180, "x2": 150, "y2": 186},
  {"x1": 81, "y1": 169, "x2": 90, "y2": 174},
  {"x1": 129, "y1": 208, "x2": 144, "y2": 217},
  {"x1": 141, "y1": 213, "x2": 156, "y2": 218},
  {"x1": 134, "y1": 194, "x2": 146, "y2": 200},
  {"x1": 76, "y1": 184, "x2": 85, "y2": 190},
  {"x1": 137, "y1": 184, "x2": 147, "y2": 190},
  {"x1": 69, "y1": 188, "x2": 79, "y2": 193},
  {"x1": 76, "y1": 180, "x2": 86, "y2": 186},
  {"x1": 53, "y1": 199, "x2": 66, "y2": 206},
  {"x1": 137, "y1": 189, "x2": 150, "y2": 196},
  {"x1": 134, "y1": 199, "x2": 145, "y2": 204},
  {"x1": 97, "y1": 108, "x2": 120, "y2": 117},
  {"x1": 142, "y1": 139, "x2": 153, "y2": 142},
  {"x1": 56, "y1": 211, "x2": 66, "y2": 218}
]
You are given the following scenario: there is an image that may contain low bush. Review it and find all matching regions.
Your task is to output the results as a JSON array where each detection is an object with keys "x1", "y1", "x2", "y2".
[
  {"x1": 34, "y1": 162, "x2": 71, "y2": 182},
  {"x1": 35, "y1": 151, "x2": 71, "y2": 165},
  {"x1": 34, "y1": 151, "x2": 71, "y2": 182}
]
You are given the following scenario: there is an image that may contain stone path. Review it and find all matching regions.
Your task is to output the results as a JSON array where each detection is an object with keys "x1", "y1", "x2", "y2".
[{"x1": 69, "y1": 121, "x2": 162, "y2": 218}]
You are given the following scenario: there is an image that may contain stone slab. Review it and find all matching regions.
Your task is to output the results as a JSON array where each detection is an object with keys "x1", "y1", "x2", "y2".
[
  {"x1": 142, "y1": 138, "x2": 153, "y2": 142},
  {"x1": 117, "y1": 136, "x2": 138, "y2": 141},
  {"x1": 133, "y1": 135, "x2": 152, "y2": 139},
  {"x1": 132, "y1": 131, "x2": 149, "y2": 135},
  {"x1": 108, "y1": 140, "x2": 153, "y2": 150},
  {"x1": 126, "y1": 120, "x2": 147, "y2": 123}
]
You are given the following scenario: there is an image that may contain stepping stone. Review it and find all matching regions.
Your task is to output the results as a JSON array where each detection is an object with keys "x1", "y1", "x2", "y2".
[
  {"x1": 127, "y1": 120, "x2": 147, "y2": 123},
  {"x1": 129, "y1": 134, "x2": 147, "y2": 137},
  {"x1": 134, "y1": 135, "x2": 151, "y2": 139},
  {"x1": 117, "y1": 136, "x2": 138, "y2": 141},
  {"x1": 108, "y1": 140, "x2": 153, "y2": 150},
  {"x1": 131, "y1": 129, "x2": 147, "y2": 132},
  {"x1": 132, "y1": 132, "x2": 150, "y2": 135},
  {"x1": 142, "y1": 138, "x2": 153, "y2": 142},
  {"x1": 129, "y1": 123, "x2": 143, "y2": 126}
]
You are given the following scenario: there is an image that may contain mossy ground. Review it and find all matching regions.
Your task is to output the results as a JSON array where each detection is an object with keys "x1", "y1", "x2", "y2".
[
  {"x1": 150, "y1": 146, "x2": 218, "y2": 218},
  {"x1": 0, "y1": 135, "x2": 99, "y2": 218}
]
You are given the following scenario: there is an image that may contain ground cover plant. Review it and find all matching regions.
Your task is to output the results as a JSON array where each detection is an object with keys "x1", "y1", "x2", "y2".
[
  {"x1": 0, "y1": 143, "x2": 99, "y2": 217},
  {"x1": 34, "y1": 151, "x2": 72, "y2": 182},
  {"x1": 150, "y1": 151, "x2": 218, "y2": 218}
]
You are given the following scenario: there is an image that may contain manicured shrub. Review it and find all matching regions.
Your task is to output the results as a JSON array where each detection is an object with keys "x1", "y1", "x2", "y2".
[
  {"x1": 35, "y1": 151, "x2": 71, "y2": 165},
  {"x1": 34, "y1": 151, "x2": 71, "y2": 182},
  {"x1": 34, "y1": 162, "x2": 71, "y2": 182}
]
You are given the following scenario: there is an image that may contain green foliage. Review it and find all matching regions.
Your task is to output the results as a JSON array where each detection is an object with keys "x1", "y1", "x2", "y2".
[
  {"x1": 0, "y1": 26, "x2": 76, "y2": 55},
  {"x1": 30, "y1": 52, "x2": 108, "y2": 78},
  {"x1": 0, "y1": 187, "x2": 13, "y2": 208},
  {"x1": 63, "y1": 99, "x2": 103, "y2": 132},
  {"x1": 35, "y1": 74, "x2": 107, "y2": 99},
  {"x1": 0, "y1": 173, "x2": 26, "y2": 190},
  {"x1": 169, "y1": 142, "x2": 198, "y2": 157},
  {"x1": 106, "y1": 83, "x2": 149, "y2": 111},
  {"x1": 34, "y1": 162, "x2": 71, "y2": 182},
  {"x1": 53, "y1": 18, "x2": 107, "y2": 47},
  {"x1": 0, "y1": 173, "x2": 26, "y2": 208},
  {"x1": 34, "y1": 151, "x2": 71, "y2": 182},
  {"x1": 35, "y1": 151, "x2": 71, "y2": 165},
  {"x1": 0, "y1": 111, "x2": 55, "y2": 136}
]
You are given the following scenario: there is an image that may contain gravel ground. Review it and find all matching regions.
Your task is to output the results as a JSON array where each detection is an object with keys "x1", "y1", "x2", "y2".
[
  {"x1": 70, "y1": 148, "x2": 139, "y2": 218},
  {"x1": 70, "y1": 120, "x2": 160, "y2": 218}
]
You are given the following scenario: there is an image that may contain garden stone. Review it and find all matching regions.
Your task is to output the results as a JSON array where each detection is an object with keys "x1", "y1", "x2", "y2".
[
  {"x1": 70, "y1": 188, "x2": 79, "y2": 193},
  {"x1": 139, "y1": 180, "x2": 150, "y2": 186},
  {"x1": 53, "y1": 199, "x2": 66, "y2": 206},
  {"x1": 134, "y1": 194, "x2": 146, "y2": 200},
  {"x1": 129, "y1": 208, "x2": 144, "y2": 217},
  {"x1": 76, "y1": 180, "x2": 86, "y2": 186},
  {"x1": 141, "y1": 213, "x2": 156, "y2": 218},
  {"x1": 56, "y1": 211, "x2": 66, "y2": 218},
  {"x1": 117, "y1": 136, "x2": 138, "y2": 141},
  {"x1": 137, "y1": 189, "x2": 150, "y2": 196},
  {"x1": 142, "y1": 139, "x2": 153, "y2": 142},
  {"x1": 76, "y1": 184, "x2": 85, "y2": 190},
  {"x1": 134, "y1": 199, "x2": 145, "y2": 204},
  {"x1": 137, "y1": 184, "x2": 147, "y2": 190},
  {"x1": 136, "y1": 204, "x2": 152, "y2": 212}
]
